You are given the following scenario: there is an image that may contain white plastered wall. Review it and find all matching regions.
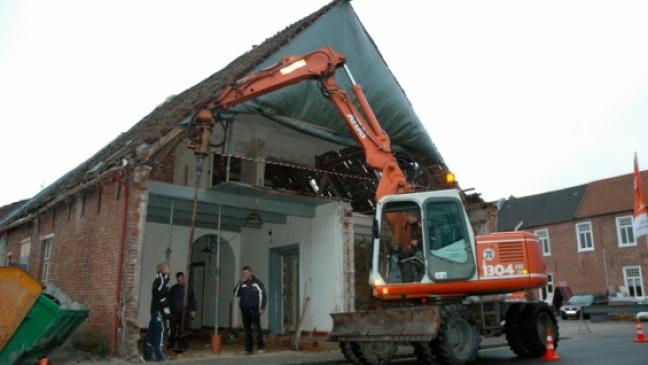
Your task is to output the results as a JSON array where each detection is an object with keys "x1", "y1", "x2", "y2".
[{"x1": 235, "y1": 201, "x2": 349, "y2": 332}]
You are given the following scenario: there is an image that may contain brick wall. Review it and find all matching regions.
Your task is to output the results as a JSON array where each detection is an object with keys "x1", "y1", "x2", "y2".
[
  {"x1": 149, "y1": 148, "x2": 175, "y2": 184},
  {"x1": 529, "y1": 212, "x2": 648, "y2": 295},
  {"x1": 467, "y1": 202, "x2": 498, "y2": 235},
  {"x1": 3, "y1": 168, "x2": 149, "y2": 357}
]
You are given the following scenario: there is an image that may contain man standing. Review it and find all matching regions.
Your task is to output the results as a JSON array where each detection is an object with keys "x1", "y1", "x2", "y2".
[
  {"x1": 168, "y1": 272, "x2": 197, "y2": 352},
  {"x1": 233, "y1": 266, "x2": 266, "y2": 354},
  {"x1": 143, "y1": 263, "x2": 171, "y2": 361}
]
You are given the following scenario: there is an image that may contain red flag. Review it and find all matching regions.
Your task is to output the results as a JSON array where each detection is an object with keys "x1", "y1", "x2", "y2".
[{"x1": 634, "y1": 153, "x2": 648, "y2": 239}]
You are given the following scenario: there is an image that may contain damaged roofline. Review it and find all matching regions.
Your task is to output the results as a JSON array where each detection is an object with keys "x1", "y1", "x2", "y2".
[
  {"x1": 0, "y1": 125, "x2": 189, "y2": 233},
  {"x1": 0, "y1": 0, "x2": 344, "y2": 229}
]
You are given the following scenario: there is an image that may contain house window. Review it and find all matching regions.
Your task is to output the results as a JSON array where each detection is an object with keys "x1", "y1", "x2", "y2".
[
  {"x1": 19, "y1": 238, "x2": 31, "y2": 269},
  {"x1": 575, "y1": 222, "x2": 594, "y2": 252},
  {"x1": 616, "y1": 216, "x2": 635, "y2": 247},
  {"x1": 623, "y1": 266, "x2": 644, "y2": 297},
  {"x1": 41, "y1": 237, "x2": 53, "y2": 283},
  {"x1": 535, "y1": 228, "x2": 551, "y2": 256}
]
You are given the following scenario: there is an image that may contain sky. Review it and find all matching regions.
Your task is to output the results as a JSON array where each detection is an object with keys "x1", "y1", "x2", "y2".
[{"x1": 1, "y1": 0, "x2": 647, "y2": 207}]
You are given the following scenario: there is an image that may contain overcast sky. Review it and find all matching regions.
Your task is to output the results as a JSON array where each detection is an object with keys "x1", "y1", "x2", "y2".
[{"x1": 1, "y1": 0, "x2": 647, "y2": 207}]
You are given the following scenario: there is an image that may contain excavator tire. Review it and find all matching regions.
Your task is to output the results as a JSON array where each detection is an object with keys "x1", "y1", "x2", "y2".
[
  {"x1": 356, "y1": 342, "x2": 397, "y2": 365},
  {"x1": 340, "y1": 341, "x2": 366, "y2": 364},
  {"x1": 504, "y1": 302, "x2": 529, "y2": 357},
  {"x1": 505, "y1": 302, "x2": 559, "y2": 358},
  {"x1": 412, "y1": 341, "x2": 435, "y2": 364},
  {"x1": 432, "y1": 305, "x2": 480, "y2": 365}
]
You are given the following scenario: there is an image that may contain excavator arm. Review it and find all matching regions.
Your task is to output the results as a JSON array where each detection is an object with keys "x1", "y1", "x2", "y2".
[{"x1": 190, "y1": 46, "x2": 413, "y2": 202}]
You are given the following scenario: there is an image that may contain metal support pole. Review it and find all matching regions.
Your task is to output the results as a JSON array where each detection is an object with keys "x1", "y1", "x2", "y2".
[
  {"x1": 343, "y1": 64, "x2": 357, "y2": 86},
  {"x1": 181, "y1": 155, "x2": 205, "y2": 332},
  {"x1": 214, "y1": 205, "x2": 222, "y2": 335},
  {"x1": 165, "y1": 199, "x2": 175, "y2": 265}
]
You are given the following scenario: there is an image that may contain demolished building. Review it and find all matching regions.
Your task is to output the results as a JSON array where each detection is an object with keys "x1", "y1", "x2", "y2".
[{"x1": 0, "y1": 0, "x2": 493, "y2": 358}]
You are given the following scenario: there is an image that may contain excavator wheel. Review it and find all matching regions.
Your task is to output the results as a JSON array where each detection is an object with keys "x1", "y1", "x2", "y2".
[
  {"x1": 412, "y1": 341, "x2": 435, "y2": 364},
  {"x1": 505, "y1": 302, "x2": 559, "y2": 358},
  {"x1": 504, "y1": 302, "x2": 528, "y2": 357},
  {"x1": 432, "y1": 306, "x2": 480, "y2": 365},
  {"x1": 340, "y1": 341, "x2": 366, "y2": 364},
  {"x1": 356, "y1": 342, "x2": 397, "y2": 365}
]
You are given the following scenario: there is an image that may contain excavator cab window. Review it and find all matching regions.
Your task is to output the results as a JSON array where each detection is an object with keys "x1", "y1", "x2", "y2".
[
  {"x1": 424, "y1": 199, "x2": 476, "y2": 281},
  {"x1": 378, "y1": 201, "x2": 425, "y2": 283}
]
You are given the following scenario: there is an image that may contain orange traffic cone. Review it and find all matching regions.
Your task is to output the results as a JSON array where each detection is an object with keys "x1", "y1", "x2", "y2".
[
  {"x1": 39, "y1": 359, "x2": 48, "y2": 365},
  {"x1": 634, "y1": 318, "x2": 648, "y2": 343},
  {"x1": 540, "y1": 327, "x2": 560, "y2": 361}
]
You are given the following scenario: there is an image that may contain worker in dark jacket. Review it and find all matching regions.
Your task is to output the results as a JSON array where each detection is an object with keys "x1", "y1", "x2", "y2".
[
  {"x1": 401, "y1": 212, "x2": 424, "y2": 282},
  {"x1": 233, "y1": 266, "x2": 266, "y2": 354},
  {"x1": 167, "y1": 272, "x2": 197, "y2": 352},
  {"x1": 143, "y1": 263, "x2": 171, "y2": 361}
]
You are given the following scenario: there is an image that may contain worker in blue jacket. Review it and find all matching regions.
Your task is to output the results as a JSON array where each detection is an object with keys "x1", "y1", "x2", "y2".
[{"x1": 233, "y1": 266, "x2": 267, "y2": 354}]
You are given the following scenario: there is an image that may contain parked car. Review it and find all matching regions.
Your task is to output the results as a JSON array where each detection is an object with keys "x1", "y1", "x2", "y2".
[{"x1": 559, "y1": 294, "x2": 608, "y2": 319}]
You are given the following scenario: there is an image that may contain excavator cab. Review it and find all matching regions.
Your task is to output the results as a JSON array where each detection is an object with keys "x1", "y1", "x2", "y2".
[{"x1": 372, "y1": 189, "x2": 477, "y2": 287}]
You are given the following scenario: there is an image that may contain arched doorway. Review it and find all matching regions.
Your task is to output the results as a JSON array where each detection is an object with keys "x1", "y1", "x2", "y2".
[{"x1": 190, "y1": 234, "x2": 235, "y2": 329}]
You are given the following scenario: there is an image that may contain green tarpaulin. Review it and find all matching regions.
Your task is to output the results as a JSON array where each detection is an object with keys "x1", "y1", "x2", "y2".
[{"x1": 234, "y1": 1, "x2": 443, "y2": 164}]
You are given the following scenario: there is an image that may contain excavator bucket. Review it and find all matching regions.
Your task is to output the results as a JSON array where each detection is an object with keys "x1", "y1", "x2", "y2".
[{"x1": 329, "y1": 305, "x2": 441, "y2": 342}]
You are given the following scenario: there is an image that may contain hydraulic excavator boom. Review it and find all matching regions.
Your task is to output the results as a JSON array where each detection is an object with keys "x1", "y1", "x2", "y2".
[{"x1": 189, "y1": 46, "x2": 412, "y2": 202}]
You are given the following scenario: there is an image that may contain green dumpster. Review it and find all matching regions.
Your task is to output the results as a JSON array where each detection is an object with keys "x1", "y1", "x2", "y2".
[{"x1": 0, "y1": 291, "x2": 89, "y2": 365}]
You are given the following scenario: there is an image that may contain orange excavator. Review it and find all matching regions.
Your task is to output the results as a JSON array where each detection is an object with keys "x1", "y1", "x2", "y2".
[{"x1": 190, "y1": 47, "x2": 558, "y2": 365}]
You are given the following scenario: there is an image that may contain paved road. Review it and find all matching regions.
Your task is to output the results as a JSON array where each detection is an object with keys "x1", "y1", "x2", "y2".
[
  {"x1": 479, "y1": 333, "x2": 646, "y2": 365},
  {"x1": 385, "y1": 332, "x2": 647, "y2": 365},
  {"x1": 51, "y1": 320, "x2": 645, "y2": 365},
  {"x1": 174, "y1": 331, "x2": 648, "y2": 365}
]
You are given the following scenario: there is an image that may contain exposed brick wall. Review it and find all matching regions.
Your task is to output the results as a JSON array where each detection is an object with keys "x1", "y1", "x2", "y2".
[
  {"x1": 149, "y1": 149, "x2": 175, "y2": 184},
  {"x1": 527, "y1": 211, "x2": 648, "y2": 295},
  {"x1": 3, "y1": 168, "x2": 149, "y2": 357},
  {"x1": 353, "y1": 238, "x2": 373, "y2": 311},
  {"x1": 467, "y1": 202, "x2": 498, "y2": 235}
]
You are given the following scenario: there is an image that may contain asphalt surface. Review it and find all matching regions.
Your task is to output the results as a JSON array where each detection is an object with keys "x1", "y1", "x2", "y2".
[
  {"x1": 50, "y1": 320, "x2": 645, "y2": 365},
  {"x1": 386, "y1": 332, "x2": 648, "y2": 365},
  {"x1": 157, "y1": 331, "x2": 648, "y2": 365}
]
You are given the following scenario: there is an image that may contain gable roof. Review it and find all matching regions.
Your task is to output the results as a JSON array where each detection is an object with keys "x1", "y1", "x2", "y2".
[
  {"x1": 0, "y1": 0, "x2": 444, "y2": 231},
  {"x1": 497, "y1": 184, "x2": 587, "y2": 231},
  {"x1": 576, "y1": 170, "x2": 648, "y2": 218}
]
